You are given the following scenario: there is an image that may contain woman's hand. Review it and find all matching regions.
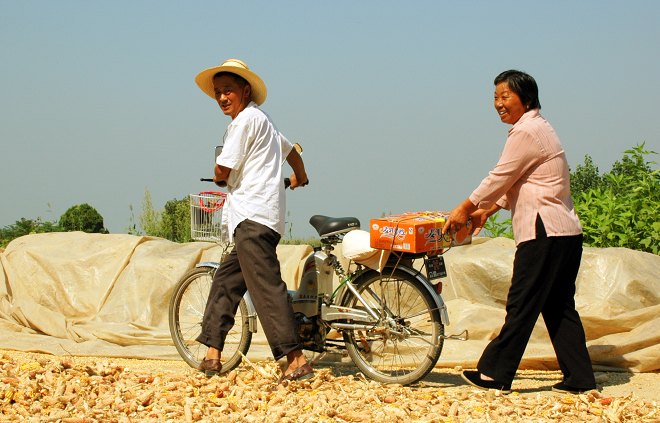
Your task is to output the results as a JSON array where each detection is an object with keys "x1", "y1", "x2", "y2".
[
  {"x1": 469, "y1": 209, "x2": 489, "y2": 236},
  {"x1": 469, "y1": 203, "x2": 502, "y2": 236},
  {"x1": 443, "y1": 199, "x2": 477, "y2": 236}
]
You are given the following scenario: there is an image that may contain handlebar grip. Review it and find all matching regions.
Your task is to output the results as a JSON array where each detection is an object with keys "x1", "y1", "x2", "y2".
[
  {"x1": 283, "y1": 178, "x2": 309, "y2": 189},
  {"x1": 201, "y1": 178, "x2": 226, "y2": 187}
]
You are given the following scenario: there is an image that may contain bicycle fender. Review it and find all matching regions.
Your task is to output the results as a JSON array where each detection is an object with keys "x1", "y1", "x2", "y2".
[
  {"x1": 343, "y1": 266, "x2": 450, "y2": 326},
  {"x1": 195, "y1": 261, "x2": 220, "y2": 269},
  {"x1": 242, "y1": 291, "x2": 258, "y2": 333},
  {"x1": 194, "y1": 262, "x2": 259, "y2": 333},
  {"x1": 395, "y1": 265, "x2": 450, "y2": 326}
]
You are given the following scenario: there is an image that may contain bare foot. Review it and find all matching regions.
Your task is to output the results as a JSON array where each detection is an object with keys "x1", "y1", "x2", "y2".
[
  {"x1": 283, "y1": 349, "x2": 309, "y2": 376},
  {"x1": 205, "y1": 346, "x2": 221, "y2": 361}
]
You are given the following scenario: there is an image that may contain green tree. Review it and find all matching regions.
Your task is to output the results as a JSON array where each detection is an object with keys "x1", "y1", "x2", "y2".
[
  {"x1": 59, "y1": 204, "x2": 108, "y2": 233},
  {"x1": 160, "y1": 197, "x2": 191, "y2": 242},
  {"x1": 570, "y1": 155, "x2": 603, "y2": 196},
  {"x1": 138, "y1": 188, "x2": 191, "y2": 242},
  {"x1": 1, "y1": 218, "x2": 62, "y2": 247},
  {"x1": 139, "y1": 188, "x2": 160, "y2": 236}
]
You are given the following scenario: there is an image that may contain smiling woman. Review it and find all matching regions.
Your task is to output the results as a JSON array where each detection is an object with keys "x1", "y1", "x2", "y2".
[
  {"x1": 443, "y1": 69, "x2": 597, "y2": 394},
  {"x1": 493, "y1": 69, "x2": 541, "y2": 125}
]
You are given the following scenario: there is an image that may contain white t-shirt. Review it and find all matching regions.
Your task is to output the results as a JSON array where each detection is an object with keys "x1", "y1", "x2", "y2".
[{"x1": 216, "y1": 102, "x2": 293, "y2": 239}]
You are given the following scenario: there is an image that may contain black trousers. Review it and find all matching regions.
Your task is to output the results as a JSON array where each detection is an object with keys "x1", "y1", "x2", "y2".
[
  {"x1": 196, "y1": 219, "x2": 302, "y2": 360},
  {"x1": 477, "y1": 216, "x2": 596, "y2": 388}
]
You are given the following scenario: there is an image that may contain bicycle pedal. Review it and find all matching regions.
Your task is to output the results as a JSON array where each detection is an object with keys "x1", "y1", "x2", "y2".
[{"x1": 440, "y1": 329, "x2": 469, "y2": 341}]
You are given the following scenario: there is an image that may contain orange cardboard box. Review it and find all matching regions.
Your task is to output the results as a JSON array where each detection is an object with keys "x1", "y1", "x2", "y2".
[{"x1": 369, "y1": 211, "x2": 471, "y2": 253}]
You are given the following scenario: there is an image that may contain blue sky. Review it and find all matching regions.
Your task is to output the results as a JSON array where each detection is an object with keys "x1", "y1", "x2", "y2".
[{"x1": 1, "y1": 1, "x2": 659, "y2": 239}]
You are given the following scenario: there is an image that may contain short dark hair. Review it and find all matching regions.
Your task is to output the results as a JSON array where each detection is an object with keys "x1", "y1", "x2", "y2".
[
  {"x1": 213, "y1": 71, "x2": 249, "y2": 88},
  {"x1": 494, "y1": 70, "x2": 541, "y2": 110}
]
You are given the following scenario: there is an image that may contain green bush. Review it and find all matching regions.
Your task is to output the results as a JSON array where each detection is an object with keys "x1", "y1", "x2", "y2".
[
  {"x1": 483, "y1": 211, "x2": 513, "y2": 239},
  {"x1": 59, "y1": 203, "x2": 108, "y2": 233},
  {"x1": 573, "y1": 143, "x2": 659, "y2": 254}
]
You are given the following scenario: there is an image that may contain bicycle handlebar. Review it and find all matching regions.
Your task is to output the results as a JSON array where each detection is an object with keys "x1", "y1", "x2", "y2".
[{"x1": 200, "y1": 177, "x2": 296, "y2": 189}]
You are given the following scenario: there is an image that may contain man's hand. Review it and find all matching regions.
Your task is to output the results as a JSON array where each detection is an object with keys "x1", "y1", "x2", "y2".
[
  {"x1": 214, "y1": 164, "x2": 231, "y2": 188},
  {"x1": 285, "y1": 146, "x2": 308, "y2": 190},
  {"x1": 287, "y1": 173, "x2": 309, "y2": 190}
]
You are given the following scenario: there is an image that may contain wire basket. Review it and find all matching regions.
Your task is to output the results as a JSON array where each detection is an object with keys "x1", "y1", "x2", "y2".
[{"x1": 190, "y1": 191, "x2": 227, "y2": 242}]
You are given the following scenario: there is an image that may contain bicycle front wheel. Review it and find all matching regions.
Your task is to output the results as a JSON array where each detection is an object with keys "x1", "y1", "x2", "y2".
[
  {"x1": 341, "y1": 268, "x2": 444, "y2": 385},
  {"x1": 168, "y1": 266, "x2": 252, "y2": 373}
]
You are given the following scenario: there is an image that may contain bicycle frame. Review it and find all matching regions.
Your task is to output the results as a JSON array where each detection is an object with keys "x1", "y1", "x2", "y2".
[
  {"x1": 291, "y1": 242, "x2": 451, "y2": 328},
  {"x1": 199, "y1": 238, "x2": 451, "y2": 337}
]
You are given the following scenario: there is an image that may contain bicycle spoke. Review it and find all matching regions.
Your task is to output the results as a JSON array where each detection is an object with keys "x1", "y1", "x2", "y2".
[
  {"x1": 169, "y1": 266, "x2": 252, "y2": 372},
  {"x1": 343, "y1": 268, "x2": 444, "y2": 384}
]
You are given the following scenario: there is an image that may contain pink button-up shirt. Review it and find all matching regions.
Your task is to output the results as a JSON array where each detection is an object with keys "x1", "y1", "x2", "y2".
[{"x1": 469, "y1": 109, "x2": 582, "y2": 245}]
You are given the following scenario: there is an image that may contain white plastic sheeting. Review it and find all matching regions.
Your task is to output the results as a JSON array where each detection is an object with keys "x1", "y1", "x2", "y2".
[{"x1": 0, "y1": 233, "x2": 657, "y2": 371}]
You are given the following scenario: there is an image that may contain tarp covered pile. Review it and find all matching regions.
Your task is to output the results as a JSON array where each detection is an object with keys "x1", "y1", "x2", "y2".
[{"x1": 0, "y1": 233, "x2": 657, "y2": 371}]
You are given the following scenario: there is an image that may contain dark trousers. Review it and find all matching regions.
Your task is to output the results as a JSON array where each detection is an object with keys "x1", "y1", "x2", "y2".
[
  {"x1": 196, "y1": 219, "x2": 301, "y2": 360},
  {"x1": 477, "y1": 216, "x2": 596, "y2": 388}
]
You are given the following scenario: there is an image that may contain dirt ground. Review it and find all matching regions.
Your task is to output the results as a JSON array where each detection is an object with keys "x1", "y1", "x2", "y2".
[{"x1": 0, "y1": 349, "x2": 657, "y2": 422}]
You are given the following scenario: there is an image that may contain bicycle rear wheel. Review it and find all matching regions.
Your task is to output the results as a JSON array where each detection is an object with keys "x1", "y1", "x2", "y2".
[
  {"x1": 168, "y1": 266, "x2": 252, "y2": 373},
  {"x1": 341, "y1": 268, "x2": 444, "y2": 385}
]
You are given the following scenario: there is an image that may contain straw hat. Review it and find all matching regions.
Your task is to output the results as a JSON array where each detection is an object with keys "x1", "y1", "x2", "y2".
[
  {"x1": 195, "y1": 58, "x2": 267, "y2": 105},
  {"x1": 342, "y1": 230, "x2": 390, "y2": 272}
]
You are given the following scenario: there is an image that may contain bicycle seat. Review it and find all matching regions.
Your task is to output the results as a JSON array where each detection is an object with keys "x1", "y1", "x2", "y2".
[{"x1": 309, "y1": 215, "x2": 360, "y2": 237}]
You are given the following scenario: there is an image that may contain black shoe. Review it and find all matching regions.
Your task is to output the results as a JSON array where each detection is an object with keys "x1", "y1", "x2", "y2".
[
  {"x1": 552, "y1": 382, "x2": 595, "y2": 394},
  {"x1": 461, "y1": 370, "x2": 511, "y2": 393}
]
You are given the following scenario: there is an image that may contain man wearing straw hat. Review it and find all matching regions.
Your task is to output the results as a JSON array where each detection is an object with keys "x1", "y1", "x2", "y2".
[{"x1": 194, "y1": 58, "x2": 313, "y2": 383}]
